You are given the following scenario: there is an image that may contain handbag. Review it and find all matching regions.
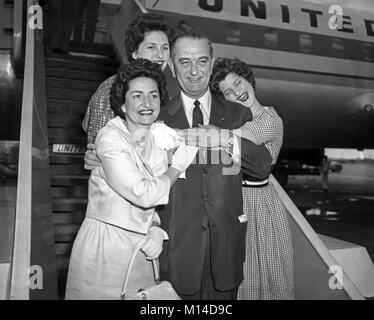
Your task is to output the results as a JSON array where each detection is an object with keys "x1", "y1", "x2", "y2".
[{"x1": 120, "y1": 242, "x2": 181, "y2": 300}]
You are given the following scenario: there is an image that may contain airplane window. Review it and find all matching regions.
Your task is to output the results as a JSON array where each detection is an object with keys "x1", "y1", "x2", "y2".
[
  {"x1": 225, "y1": 23, "x2": 241, "y2": 44},
  {"x1": 264, "y1": 29, "x2": 279, "y2": 49},
  {"x1": 299, "y1": 34, "x2": 312, "y2": 53},
  {"x1": 331, "y1": 38, "x2": 344, "y2": 57},
  {"x1": 362, "y1": 43, "x2": 374, "y2": 61}
]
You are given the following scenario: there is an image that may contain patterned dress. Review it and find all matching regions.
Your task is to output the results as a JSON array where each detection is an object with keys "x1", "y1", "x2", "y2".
[
  {"x1": 82, "y1": 75, "x2": 116, "y2": 144},
  {"x1": 237, "y1": 107, "x2": 294, "y2": 300}
]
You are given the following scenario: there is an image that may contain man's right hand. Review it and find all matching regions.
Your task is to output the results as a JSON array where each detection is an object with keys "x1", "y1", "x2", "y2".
[{"x1": 84, "y1": 143, "x2": 101, "y2": 170}]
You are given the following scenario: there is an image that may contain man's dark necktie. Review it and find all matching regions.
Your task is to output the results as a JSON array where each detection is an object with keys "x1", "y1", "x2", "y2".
[
  {"x1": 192, "y1": 100, "x2": 206, "y2": 165},
  {"x1": 192, "y1": 100, "x2": 204, "y2": 128}
]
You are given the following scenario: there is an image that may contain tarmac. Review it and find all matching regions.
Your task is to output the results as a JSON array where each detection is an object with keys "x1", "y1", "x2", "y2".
[{"x1": 285, "y1": 161, "x2": 374, "y2": 263}]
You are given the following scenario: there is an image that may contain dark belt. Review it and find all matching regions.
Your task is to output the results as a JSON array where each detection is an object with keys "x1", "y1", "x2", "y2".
[{"x1": 242, "y1": 177, "x2": 269, "y2": 188}]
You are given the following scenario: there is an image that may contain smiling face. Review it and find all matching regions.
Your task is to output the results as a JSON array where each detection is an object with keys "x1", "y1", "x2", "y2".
[
  {"x1": 122, "y1": 77, "x2": 160, "y2": 134},
  {"x1": 132, "y1": 31, "x2": 170, "y2": 71},
  {"x1": 170, "y1": 37, "x2": 214, "y2": 99},
  {"x1": 218, "y1": 72, "x2": 255, "y2": 108}
]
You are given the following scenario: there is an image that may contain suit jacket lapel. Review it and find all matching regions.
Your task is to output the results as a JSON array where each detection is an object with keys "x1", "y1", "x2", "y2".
[
  {"x1": 166, "y1": 94, "x2": 190, "y2": 129},
  {"x1": 209, "y1": 95, "x2": 225, "y2": 127}
]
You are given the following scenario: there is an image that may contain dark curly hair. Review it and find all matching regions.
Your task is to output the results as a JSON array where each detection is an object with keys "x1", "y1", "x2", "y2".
[
  {"x1": 209, "y1": 58, "x2": 256, "y2": 99},
  {"x1": 124, "y1": 13, "x2": 174, "y2": 62},
  {"x1": 110, "y1": 59, "x2": 169, "y2": 119}
]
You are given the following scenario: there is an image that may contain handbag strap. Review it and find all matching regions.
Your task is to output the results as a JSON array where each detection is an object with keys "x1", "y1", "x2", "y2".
[{"x1": 120, "y1": 241, "x2": 160, "y2": 299}]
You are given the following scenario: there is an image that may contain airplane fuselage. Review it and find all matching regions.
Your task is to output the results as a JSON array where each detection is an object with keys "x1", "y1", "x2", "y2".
[{"x1": 145, "y1": 0, "x2": 374, "y2": 152}]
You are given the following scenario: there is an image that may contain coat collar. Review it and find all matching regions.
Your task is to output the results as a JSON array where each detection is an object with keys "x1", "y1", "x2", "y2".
[
  {"x1": 166, "y1": 92, "x2": 225, "y2": 127},
  {"x1": 106, "y1": 116, "x2": 155, "y2": 177},
  {"x1": 166, "y1": 93, "x2": 190, "y2": 129}
]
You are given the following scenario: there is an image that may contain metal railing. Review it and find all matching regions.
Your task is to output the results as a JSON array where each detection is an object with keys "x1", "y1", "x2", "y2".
[{"x1": 9, "y1": 0, "x2": 57, "y2": 300}]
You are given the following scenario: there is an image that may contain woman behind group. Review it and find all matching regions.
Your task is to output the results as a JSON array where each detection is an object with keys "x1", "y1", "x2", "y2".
[
  {"x1": 65, "y1": 59, "x2": 197, "y2": 299},
  {"x1": 82, "y1": 12, "x2": 176, "y2": 144},
  {"x1": 210, "y1": 57, "x2": 294, "y2": 300}
]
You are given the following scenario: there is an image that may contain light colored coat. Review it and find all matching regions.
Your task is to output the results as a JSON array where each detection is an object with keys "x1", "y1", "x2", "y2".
[
  {"x1": 65, "y1": 116, "x2": 171, "y2": 299},
  {"x1": 87, "y1": 116, "x2": 171, "y2": 234}
]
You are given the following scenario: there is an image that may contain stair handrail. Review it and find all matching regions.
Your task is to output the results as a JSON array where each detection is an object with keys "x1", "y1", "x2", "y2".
[
  {"x1": 269, "y1": 174, "x2": 364, "y2": 300},
  {"x1": 9, "y1": 0, "x2": 34, "y2": 300}
]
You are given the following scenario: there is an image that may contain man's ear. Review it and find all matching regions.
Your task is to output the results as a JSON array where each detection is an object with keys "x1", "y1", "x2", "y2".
[
  {"x1": 209, "y1": 57, "x2": 215, "y2": 75},
  {"x1": 131, "y1": 51, "x2": 138, "y2": 60},
  {"x1": 168, "y1": 59, "x2": 176, "y2": 78}
]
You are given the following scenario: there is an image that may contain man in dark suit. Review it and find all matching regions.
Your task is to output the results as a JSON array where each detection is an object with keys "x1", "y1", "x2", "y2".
[{"x1": 157, "y1": 30, "x2": 272, "y2": 300}]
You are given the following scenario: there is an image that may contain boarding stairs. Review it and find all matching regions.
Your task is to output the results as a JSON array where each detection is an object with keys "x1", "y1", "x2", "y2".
[
  {"x1": 2, "y1": 0, "x2": 374, "y2": 300},
  {"x1": 45, "y1": 42, "x2": 119, "y2": 297}
]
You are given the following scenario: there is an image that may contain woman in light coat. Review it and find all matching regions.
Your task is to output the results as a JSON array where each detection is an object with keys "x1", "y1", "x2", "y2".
[{"x1": 65, "y1": 59, "x2": 197, "y2": 299}]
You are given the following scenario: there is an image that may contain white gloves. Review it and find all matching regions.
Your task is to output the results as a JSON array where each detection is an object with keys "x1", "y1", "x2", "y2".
[
  {"x1": 171, "y1": 143, "x2": 199, "y2": 174},
  {"x1": 141, "y1": 228, "x2": 164, "y2": 260},
  {"x1": 150, "y1": 122, "x2": 183, "y2": 150}
]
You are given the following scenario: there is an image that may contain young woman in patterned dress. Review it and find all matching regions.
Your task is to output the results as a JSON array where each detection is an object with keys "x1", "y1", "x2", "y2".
[
  {"x1": 210, "y1": 58, "x2": 294, "y2": 300},
  {"x1": 82, "y1": 12, "x2": 176, "y2": 145}
]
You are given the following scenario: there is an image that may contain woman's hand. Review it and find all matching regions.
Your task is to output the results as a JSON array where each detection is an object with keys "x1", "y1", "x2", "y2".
[
  {"x1": 150, "y1": 122, "x2": 184, "y2": 150},
  {"x1": 141, "y1": 228, "x2": 164, "y2": 260},
  {"x1": 84, "y1": 143, "x2": 101, "y2": 170}
]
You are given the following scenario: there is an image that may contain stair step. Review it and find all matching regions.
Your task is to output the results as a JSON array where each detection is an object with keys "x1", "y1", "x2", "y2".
[
  {"x1": 48, "y1": 127, "x2": 85, "y2": 141},
  {"x1": 51, "y1": 175, "x2": 89, "y2": 187},
  {"x1": 46, "y1": 77, "x2": 102, "y2": 91},
  {"x1": 48, "y1": 115, "x2": 83, "y2": 129},
  {"x1": 69, "y1": 40, "x2": 115, "y2": 57},
  {"x1": 49, "y1": 136, "x2": 86, "y2": 145},
  {"x1": 55, "y1": 243, "x2": 74, "y2": 255},
  {"x1": 46, "y1": 68, "x2": 114, "y2": 82},
  {"x1": 54, "y1": 222, "x2": 81, "y2": 235},
  {"x1": 46, "y1": 51, "x2": 118, "y2": 65},
  {"x1": 49, "y1": 153, "x2": 85, "y2": 165},
  {"x1": 47, "y1": 99, "x2": 88, "y2": 115},
  {"x1": 46, "y1": 59, "x2": 118, "y2": 74},
  {"x1": 47, "y1": 88, "x2": 94, "y2": 102},
  {"x1": 50, "y1": 163, "x2": 88, "y2": 176},
  {"x1": 54, "y1": 232, "x2": 78, "y2": 243},
  {"x1": 51, "y1": 186, "x2": 88, "y2": 199},
  {"x1": 48, "y1": 111, "x2": 85, "y2": 123},
  {"x1": 52, "y1": 212, "x2": 86, "y2": 225},
  {"x1": 52, "y1": 199, "x2": 88, "y2": 212}
]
